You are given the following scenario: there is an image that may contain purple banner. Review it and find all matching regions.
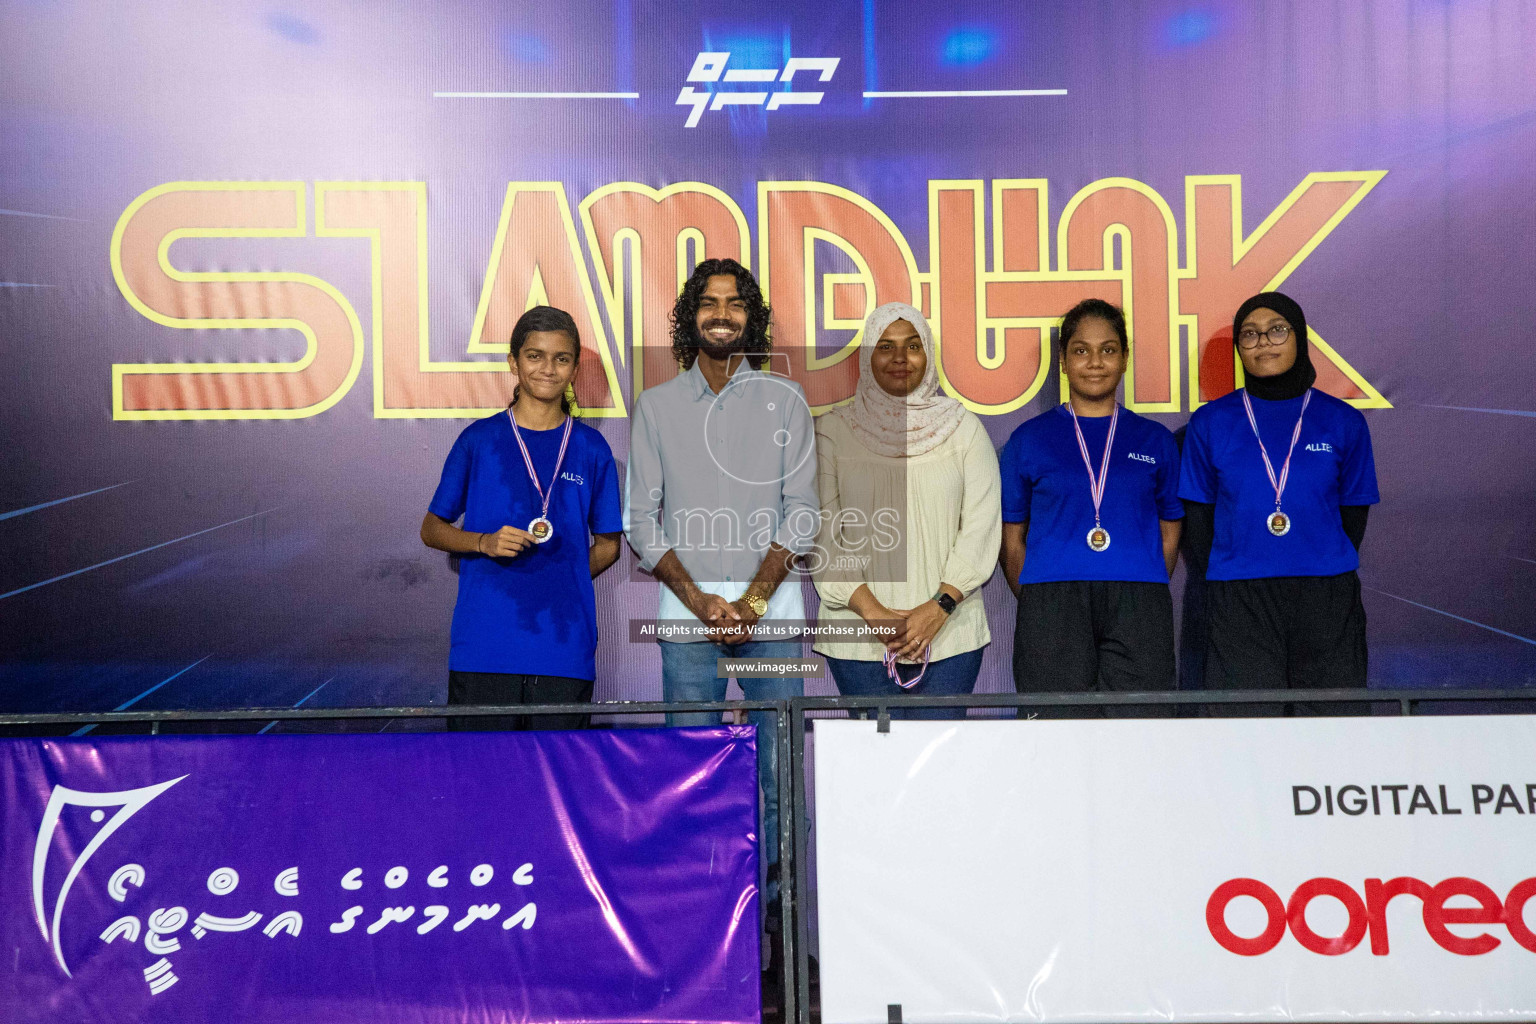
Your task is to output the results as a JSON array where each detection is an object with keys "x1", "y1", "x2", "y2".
[{"x1": 0, "y1": 727, "x2": 760, "y2": 1024}]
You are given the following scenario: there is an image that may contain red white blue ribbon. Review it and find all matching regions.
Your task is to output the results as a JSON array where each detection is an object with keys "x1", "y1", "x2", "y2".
[
  {"x1": 506, "y1": 409, "x2": 573, "y2": 520},
  {"x1": 1067, "y1": 403, "x2": 1119, "y2": 530},
  {"x1": 1241, "y1": 389, "x2": 1312, "y2": 511},
  {"x1": 885, "y1": 646, "x2": 931, "y2": 690}
]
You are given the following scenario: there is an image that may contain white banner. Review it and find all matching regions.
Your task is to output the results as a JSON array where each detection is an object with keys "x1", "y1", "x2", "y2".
[{"x1": 814, "y1": 717, "x2": 1536, "y2": 1022}]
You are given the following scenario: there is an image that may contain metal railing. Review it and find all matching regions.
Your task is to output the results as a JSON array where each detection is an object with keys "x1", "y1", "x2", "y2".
[{"x1": 4, "y1": 687, "x2": 1535, "y2": 1024}]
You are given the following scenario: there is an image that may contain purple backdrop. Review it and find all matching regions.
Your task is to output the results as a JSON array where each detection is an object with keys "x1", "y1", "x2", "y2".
[{"x1": 1, "y1": 1, "x2": 1535, "y2": 714}]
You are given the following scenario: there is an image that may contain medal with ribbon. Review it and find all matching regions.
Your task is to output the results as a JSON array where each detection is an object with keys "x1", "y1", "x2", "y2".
[
  {"x1": 506, "y1": 408, "x2": 574, "y2": 544},
  {"x1": 1068, "y1": 403, "x2": 1119, "y2": 552},
  {"x1": 1241, "y1": 388, "x2": 1312, "y2": 537}
]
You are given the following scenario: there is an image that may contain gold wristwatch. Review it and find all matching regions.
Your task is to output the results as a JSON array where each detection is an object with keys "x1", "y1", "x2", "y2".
[{"x1": 743, "y1": 593, "x2": 769, "y2": 616}]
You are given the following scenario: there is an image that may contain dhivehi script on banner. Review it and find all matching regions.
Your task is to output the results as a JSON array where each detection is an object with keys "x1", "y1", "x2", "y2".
[
  {"x1": 814, "y1": 717, "x2": 1536, "y2": 1022},
  {"x1": 0, "y1": 728, "x2": 760, "y2": 1024}
]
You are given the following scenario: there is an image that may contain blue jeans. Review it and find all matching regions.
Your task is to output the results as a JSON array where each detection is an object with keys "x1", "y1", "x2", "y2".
[
  {"x1": 825, "y1": 647, "x2": 986, "y2": 720},
  {"x1": 659, "y1": 638, "x2": 803, "y2": 895}
]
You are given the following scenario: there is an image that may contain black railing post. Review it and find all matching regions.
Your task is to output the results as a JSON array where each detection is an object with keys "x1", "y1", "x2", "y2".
[
  {"x1": 791, "y1": 699, "x2": 813, "y2": 1024},
  {"x1": 776, "y1": 701, "x2": 796, "y2": 1024}
]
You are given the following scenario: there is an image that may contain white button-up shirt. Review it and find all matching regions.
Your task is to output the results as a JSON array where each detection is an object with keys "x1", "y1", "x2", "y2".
[{"x1": 624, "y1": 358, "x2": 819, "y2": 638}]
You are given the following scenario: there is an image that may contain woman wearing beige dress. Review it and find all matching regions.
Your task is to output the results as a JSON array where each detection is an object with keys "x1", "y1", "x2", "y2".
[{"x1": 812, "y1": 302, "x2": 1001, "y2": 718}]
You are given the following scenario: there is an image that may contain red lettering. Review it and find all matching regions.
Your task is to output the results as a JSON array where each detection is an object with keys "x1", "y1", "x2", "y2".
[
  {"x1": 1206, "y1": 878, "x2": 1287, "y2": 956},
  {"x1": 580, "y1": 182, "x2": 748, "y2": 396},
  {"x1": 1286, "y1": 877, "x2": 1367, "y2": 955},
  {"x1": 1060, "y1": 181, "x2": 1178, "y2": 410},
  {"x1": 1215, "y1": 875, "x2": 1536, "y2": 957},
  {"x1": 759, "y1": 183, "x2": 918, "y2": 409},
  {"x1": 113, "y1": 174, "x2": 1391, "y2": 420},
  {"x1": 1503, "y1": 878, "x2": 1536, "y2": 952},
  {"x1": 1178, "y1": 173, "x2": 1385, "y2": 407},
  {"x1": 1364, "y1": 876, "x2": 1433, "y2": 955},
  {"x1": 1424, "y1": 878, "x2": 1503, "y2": 955},
  {"x1": 930, "y1": 181, "x2": 1119, "y2": 413},
  {"x1": 467, "y1": 184, "x2": 622, "y2": 413},
  {"x1": 111, "y1": 182, "x2": 364, "y2": 419}
]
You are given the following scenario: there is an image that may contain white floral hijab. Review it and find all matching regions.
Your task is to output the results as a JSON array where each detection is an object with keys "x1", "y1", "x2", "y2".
[{"x1": 833, "y1": 301, "x2": 965, "y2": 458}]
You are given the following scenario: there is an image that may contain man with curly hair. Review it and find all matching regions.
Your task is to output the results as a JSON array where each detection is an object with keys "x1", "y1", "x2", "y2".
[{"x1": 624, "y1": 257, "x2": 818, "y2": 934}]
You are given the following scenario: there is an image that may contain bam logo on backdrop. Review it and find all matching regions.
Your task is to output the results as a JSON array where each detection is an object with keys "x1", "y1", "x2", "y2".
[
  {"x1": 107, "y1": 172, "x2": 1389, "y2": 421},
  {"x1": 676, "y1": 52, "x2": 838, "y2": 127},
  {"x1": 32, "y1": 778, "x2": 538, "y2": 996}
]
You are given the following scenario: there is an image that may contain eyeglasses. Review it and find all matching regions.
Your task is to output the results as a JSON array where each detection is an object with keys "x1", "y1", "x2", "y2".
[{"x1": 1237, "y1": 324, "x2": 1293, "y2": 349}]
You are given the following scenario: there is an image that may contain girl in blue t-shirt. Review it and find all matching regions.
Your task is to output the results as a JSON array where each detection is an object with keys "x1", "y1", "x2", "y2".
[
  {"x1": 1178, "y1": 292, "x2": 1379, "y2": 710},
  {"x1": 420, "y1": 306, "x2": 624, "y2": 730},
  {"x1": 999, "y1": 300, "x2": 1185, "y2": 715}
]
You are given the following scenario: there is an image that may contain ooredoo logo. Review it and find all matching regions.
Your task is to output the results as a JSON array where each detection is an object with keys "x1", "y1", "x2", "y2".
[{"x1": 1206, "y1": 876, "x2": 1536, "y2": 956}]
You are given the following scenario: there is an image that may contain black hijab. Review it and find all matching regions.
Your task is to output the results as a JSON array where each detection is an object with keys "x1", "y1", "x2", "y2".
[{"x1": 1233, "y1": 291, "x2": 1316, "y2": 401}]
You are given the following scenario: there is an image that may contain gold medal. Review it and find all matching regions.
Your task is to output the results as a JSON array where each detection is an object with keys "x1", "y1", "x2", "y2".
[
  {"x1": 507, "y1": 410, "x2": 573, "y2": 550},
  {"x1": 1243, "y1": 390, "x2": 1311, "y2": 541},
  {"x1": 1068, "y1": 404, "x2": 1120, "y2": 555}
]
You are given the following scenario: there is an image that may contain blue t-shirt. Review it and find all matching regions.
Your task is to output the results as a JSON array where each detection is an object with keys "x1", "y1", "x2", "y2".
[
  {"x1": 428, "y1": 412, "x2": 623, "y2": 678},
  {"x1": 1178, "y1": 388, "x2": 1379, "y2": 581},
  {"x1": 1000, "y1": 405, "x2": 1184, "y2": 585}
]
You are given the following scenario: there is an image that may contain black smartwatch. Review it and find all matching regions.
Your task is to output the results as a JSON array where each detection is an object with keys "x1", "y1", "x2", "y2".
[{"x1": 933, "y1": 590, "x2": 958, "y2": 615}]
